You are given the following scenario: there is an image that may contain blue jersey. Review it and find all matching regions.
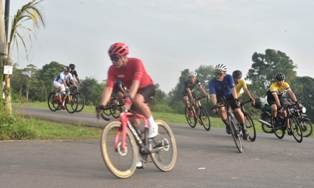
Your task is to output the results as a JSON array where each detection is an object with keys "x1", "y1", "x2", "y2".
[{"x1": 208, "y1": 74, "x2": 235, "y2": 97}]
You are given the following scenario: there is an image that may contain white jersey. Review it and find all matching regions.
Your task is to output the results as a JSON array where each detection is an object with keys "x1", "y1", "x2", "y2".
[{"x1": 54, "y1": 72, "x2": 73, "y2": 84}]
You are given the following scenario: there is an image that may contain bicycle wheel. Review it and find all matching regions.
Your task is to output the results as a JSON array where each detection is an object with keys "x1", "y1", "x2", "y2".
[
  {"x1": 100, "y1": 121, "x2": 138, "y2": 179},
  {"x1": 290, "y1": 117, "x2": 303, "y2": 143},
  {"x1": 228, "y1": 117, "x2": 243, "y2": 153},
  {"x1": 184, "y1": 107, "x2": 197, "y2": 128},
  {"x1": 199, "y1": 107, "x2": 211, "y2": 131},
  {"x1": 47, "y1": 92, "x2": 59, "y2": 112},
  {"x1": 75, "y1": 93, "x2": 85, "y2": 112},
  {"x1": 300, "y1": 119, "x2": 313, "y2": 137},
  {"x1": 260, "y1": 113, "x2": 273, "y2": 133},
  {"x1": 273, "y1": 126, "x2": 285, "y2": 139},
  {"x1": 65, "y1": 95, "x2": 78, "y2": 113},
  {"x1": 245, "y1": 114, "x2": 256, "y2": 142},
  {"x1": 151, "y1": 120, "x2": 177, "y2": 172}
]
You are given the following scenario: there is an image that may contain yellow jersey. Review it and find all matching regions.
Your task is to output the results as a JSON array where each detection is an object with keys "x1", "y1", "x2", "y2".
[
  {"x1": 269, "y1": 82, "x2": 290, "y2": 95},
  {"x1": 235, "y1": 79, "x2": 247, "y2": 96}
]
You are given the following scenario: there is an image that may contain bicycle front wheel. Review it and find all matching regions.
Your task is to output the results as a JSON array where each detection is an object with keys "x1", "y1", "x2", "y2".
[
  {"x1": 185, "y1": 107, "x2": 197, "y2": 128},
  {"x1": 100, "y1": 121, "x2": 138, "y2": 179},
  {"x1": 300, "y1": 118, "x2": 313, "y2": 137},
  {"x1": 290, "y1": 117, "x2": 303, "y2": 143},
  {"x1": 47, "y1": 92, "x2": 58, "y2": 112},
  {"x1": 75, "y1": 93, "x2": 85, "y2": 112},
  {"x1": 245, "y1": 114, "x2": 256, "y2": 142},
  {"x1": 228, "y1": 117, "x2": 243, "y2": 153},
  {"x1": 151, "y1": 120, "x2": 177, "y2": 172},
  {"x1": 65, "y1": 95, "x2": 78, "y2": 113}
]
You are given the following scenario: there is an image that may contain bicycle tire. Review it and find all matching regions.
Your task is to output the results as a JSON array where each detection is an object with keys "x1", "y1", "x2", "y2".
[
  {"x1": 199, "y1": 107, "x2": 211, "y2": 131},
  {"x1": 47, "y1": 92, "x2": 58, "y2": 112},
  {"x1": 75, "y1": 93, "x2": 85, "y2": 112},
  {"x1": 245, "y1": 114, "x2": 256, "y2": 142},
  {"x1": 260, "y1": 113, "x2": 273, "y2": 133},
  {"x1": 184, "y1": 107, "x2": 197, "y2": 128},
  {"x1": 273, "y1": 127, "x2": 285, "y2": 139},
  {"x1": 300, "y1": 119, "x2": 313, "y2": 137},
  {"x1": 228, "y1": 117, "x2": 243, "y2": 153},
  {"x1": 151, "y1": 120, "x2": 177, "y2": 172},
  {"x1": 290, "y1": 117, "x2": 303, "y2": 143},
  {"x1": 65, "y1": 95, "x2": 78, "y2": 113},
  {"x1": 100, "y1": 121, "x2": 138, "y2": 179}
]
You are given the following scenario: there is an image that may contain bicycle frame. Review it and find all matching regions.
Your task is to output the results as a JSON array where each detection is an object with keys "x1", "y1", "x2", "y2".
[{"x1": 115, "y1": 112, "x2": 148, "y2": 153}]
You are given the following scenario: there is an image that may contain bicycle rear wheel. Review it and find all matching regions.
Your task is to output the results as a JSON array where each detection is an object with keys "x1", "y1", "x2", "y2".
[
  {"x1": 65, "y1": 95, "x2": 78, "y2": 113},
  {"x1": 185, "y1": 107, "x2": 197, "y2": 128},
  {"x1": 100, "y1": 121, "x2": 138, "y2": 179},
  {"x1": 245, "y1": 114, "x2": 256, "y2": 142},
  {"x1": 75, "y1": 93, "x2": 85, "y2": 112},
  {"x1": 47, "y1": 92, "x2": 59, "y2": 112},
  {"x1": 151, "y1": 120, "x2": 177, "y2": 172},
  {"x1": 290, "y1": 117, "x2": 303, "y2": 143},
  {"x1": 228, "y1": 117, "x2": 243, "y2": 153},
  {"x1": 199, "y1": 107, "x2": 211, "y2": 131}
]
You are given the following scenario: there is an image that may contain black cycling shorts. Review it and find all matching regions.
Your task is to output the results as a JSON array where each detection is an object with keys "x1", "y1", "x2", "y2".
[
  {"x1": 217, "y1": 95, "x2": 240, "y2": 110},
  {"x1": 138, "y1": 85, "x2": 155, "y2": 103}
]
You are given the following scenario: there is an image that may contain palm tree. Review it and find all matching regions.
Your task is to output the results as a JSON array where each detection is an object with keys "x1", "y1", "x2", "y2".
[{"x1": 1, "y1": 0, "x2": 44, "y2": 114}]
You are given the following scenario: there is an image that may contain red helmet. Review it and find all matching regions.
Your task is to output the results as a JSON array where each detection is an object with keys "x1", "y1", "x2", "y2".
[{"x1": 108, "y1": 42, "x2": 129, "y2": 57}]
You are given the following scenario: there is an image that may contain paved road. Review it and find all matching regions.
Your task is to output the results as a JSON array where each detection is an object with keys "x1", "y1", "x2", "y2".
[{"x1": 1, "y1": 108, "x2": 314, "y2": 188}]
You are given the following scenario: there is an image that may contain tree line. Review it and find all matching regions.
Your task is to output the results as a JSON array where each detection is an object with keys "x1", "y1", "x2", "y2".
[{"x1": 10, "y1": 49, "x2": 314, "y2": 120}]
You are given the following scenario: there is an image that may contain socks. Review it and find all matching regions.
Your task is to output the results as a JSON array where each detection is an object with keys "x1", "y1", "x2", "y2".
[{"x1": 148, "y1": 116, "x2": 158, "y2": 138}]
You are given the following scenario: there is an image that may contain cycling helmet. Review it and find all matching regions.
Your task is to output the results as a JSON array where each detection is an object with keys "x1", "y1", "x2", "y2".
[
  {"x1": 63, "y1": 66, "x2": 70, "y2": 72},
  {"x1": 232, "y1": 70, "x2": 242, "y2": 79},
  {"x1": 189, "y1": 71, "x2": 197, "y2": 77},
  {"x1": 275, "y1": 73, "x2": 285, "y2": 81},
  {"x1": 214, "y1": 64, "x2": 227, "y2": 73},
  {"x1": 69, "y1": 64, "x2": 75, "y2": 70},
  {"x1": 108, "y1": 42, "x2": 129, "y2": 57}
]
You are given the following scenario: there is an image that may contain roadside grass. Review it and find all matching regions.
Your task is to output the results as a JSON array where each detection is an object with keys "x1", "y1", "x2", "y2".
[{"x1": 15, "y1": 102, "x2": 313, "y2": 138}]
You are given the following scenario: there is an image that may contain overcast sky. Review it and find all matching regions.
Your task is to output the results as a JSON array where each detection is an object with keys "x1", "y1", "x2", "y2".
[{"x1": 8, "y1": 0, "x2": 314, "y2": 92}]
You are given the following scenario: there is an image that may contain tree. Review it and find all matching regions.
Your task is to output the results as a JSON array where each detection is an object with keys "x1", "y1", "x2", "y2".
[
  {"x1": 247, "y1": 49, "x2": 297, "y2": 96},
  {"x1": 1, "y1": 0, "x2": 44, "y2": 114},
  {"x1": 79, "y1": 78, "x2": 103, "y2": 105}
]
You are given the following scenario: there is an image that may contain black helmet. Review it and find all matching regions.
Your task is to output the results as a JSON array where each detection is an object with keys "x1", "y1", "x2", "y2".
[
  {"x1": 275, "y1": 73, "x2": 285, "y2": 81},
  {"x1": 63, "y1": 66, "x2": 70, "y2": 72},
  {"x1": 69, "y1": 64, "x2": 75, "y2": 70},
  {"x1": 232, "y1": 70, "x2": 242, "y2": 80}
]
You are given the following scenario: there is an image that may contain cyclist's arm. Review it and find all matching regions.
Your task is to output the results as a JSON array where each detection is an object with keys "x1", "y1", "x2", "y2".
[
  {"x1": 287, "y1": 88, "x2": 297, "y2": 103},
  {"x1": 100, "y1": 86, "x2": 113, "y2": 106},
  {"x1": 231, "y1": 87, "x2": 239, "y2": 99},
  {"x1": 243, "y1": 87, "x2": 255, "y2": 102},
  {"x1": 210, "y1": 94, "x2": 217, "y2": 105},
  {"x1": 198, "y1": 84, "x2": 208, "y2": 97}
]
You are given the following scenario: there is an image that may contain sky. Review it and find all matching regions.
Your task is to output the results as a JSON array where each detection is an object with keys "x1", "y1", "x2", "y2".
[{"x1": 7, "y1": 0, "x2": 314, "y2": 92}]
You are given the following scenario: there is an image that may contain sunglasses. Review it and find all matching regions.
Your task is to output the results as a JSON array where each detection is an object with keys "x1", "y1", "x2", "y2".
[{"x1": 110, "y1": 55, "x2": 121, "y2": 62}]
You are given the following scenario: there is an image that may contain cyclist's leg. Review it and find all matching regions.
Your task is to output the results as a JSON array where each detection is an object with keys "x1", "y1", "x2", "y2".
[
  {"x1": 183, "y1": 95, "x2": 190, "y2": 108},
  {"x1": 228, "y1": 96, "x2": 247, "y2": 139},
  {"x1": 53, "y1": 81, "x2": 63, "y2": 105},
  {"x1": 133, "y1": 85, "x2": 157, "y2": 138}
]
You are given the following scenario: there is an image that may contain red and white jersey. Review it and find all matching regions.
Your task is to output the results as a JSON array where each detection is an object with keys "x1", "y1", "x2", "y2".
[{"x1": 106, "y1": 58, "x2": 154, "y2": 89}]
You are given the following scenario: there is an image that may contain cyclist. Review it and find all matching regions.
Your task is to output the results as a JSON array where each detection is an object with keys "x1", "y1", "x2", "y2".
[
  {"x1": 208, "y1": 64, "x2": 248, "y2": 139},
  {"x1": 53, "y1": 66, "x2": 74, "y2": 108},
  {"x1": 266, "y1": 73, "x2": 298, "y2": 132},
  {"x1": 232, "y1": 70, "x2": 255, "y2": 105},
  {"x1": 96, "y1": 42, "x2": 158, "y2": 139},
  {"x1": 182, "y1": 71, "x2": 208, "y2": 113},
  {"x1": 69, "y1": 63, "x2": 80, "y2": 84}
]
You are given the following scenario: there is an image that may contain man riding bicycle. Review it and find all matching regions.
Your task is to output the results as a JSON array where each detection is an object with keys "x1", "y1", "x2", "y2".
[
  {"x1": 53, "y1": 66, "x2": 74, "y2": 108},
  {"x1": 183, "y1": 71, "x2": 208, "y2": 112},
  {"x1": 232, "y1": 70, "x2": 255, "y2": 105},
  {"x1": 208, "y1": 64, "x2": 248, "y2": 139},
  {"x1": 96, "y1": 42, "x2": 158, "y2": 140},
  {"x1": 266, "y1": 73, "x2": 298, "y2": 133},
  {"x1": 69, "y1": 63, "x2": 80, "y2": 85}
]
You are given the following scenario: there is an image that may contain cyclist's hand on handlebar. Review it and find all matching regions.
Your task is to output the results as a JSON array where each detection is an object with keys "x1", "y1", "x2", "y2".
[
  {"x1": 122, "y1": 96, "x2": 133, "y2": 112},
  {"x1": 251, "y1": 98, "x2": 256, "y2": 106},
  {"x1": 96, "y1": 104, "x2": 106, "y2": 119}
]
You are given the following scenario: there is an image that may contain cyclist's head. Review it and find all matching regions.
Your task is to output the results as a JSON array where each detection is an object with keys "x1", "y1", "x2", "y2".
[
  {"x1": 214, "y1": 64, "x2": 227, "y2": 79},
  {"x1": 108, "y1": 42, "x2": 129, "y2": 67},
  {"x1": 63, "y1": 66, "x2": 70, "y2": 73},
  {"x1": 69, "y1": 64, "x2": 75, "y2": 70},
  {"x1": 232, "y1": 70, "x2": 242, "y2": 80},
  {"x1": 189, "y1": 71, "x2": 197, "y2": 78},
  {"x1": 275, "y1": 73, "x2": 285, "y2": 82}
]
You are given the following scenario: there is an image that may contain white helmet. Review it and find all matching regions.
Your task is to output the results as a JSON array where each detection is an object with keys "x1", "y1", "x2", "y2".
[
  {"x1": 214, "y1": 64, "x2": 227, "y2": 73},
  {"x1": 189, "y1": 71, "x2": 197, "y2": 77}
]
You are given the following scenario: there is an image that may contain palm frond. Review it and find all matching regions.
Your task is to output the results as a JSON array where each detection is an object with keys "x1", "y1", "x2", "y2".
[{"x1": 8, "y1": 0, "x2": 45, "y2": 56}]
